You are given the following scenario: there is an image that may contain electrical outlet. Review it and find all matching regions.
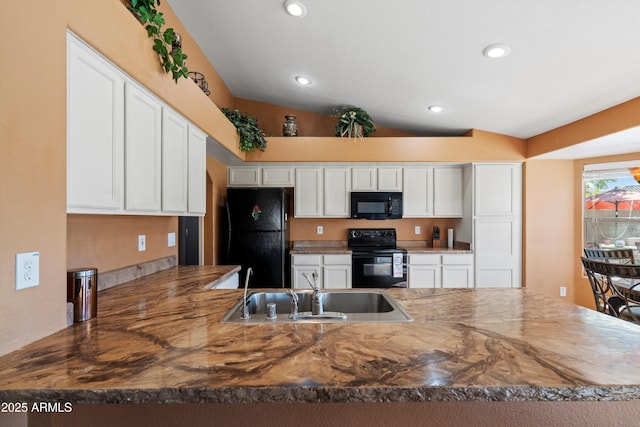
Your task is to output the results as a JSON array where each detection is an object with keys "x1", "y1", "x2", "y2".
[
  {"x1": 560, "y1": 286, "x2": 567, "y2": 297},
  {"x1": 16, "y1": 252, "x2": 40, "y2": 290},
  {"x1": 168, "y1": 232, "x2": 176, "y2": 247},
  {"x1": 414, "y1": 226, "x2": 421, "y2": 235},
  {"x1": 317, "y1": 225, "x2": 323, "y2": 235},
  {"x1": 138, "y1": 234, "x2": 146, "y2": 252}
]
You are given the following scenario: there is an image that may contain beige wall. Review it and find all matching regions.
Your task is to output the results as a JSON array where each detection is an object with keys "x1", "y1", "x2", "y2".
[
  {"x1": 67, "y1": 215, "x2": 178, "y2": 272},
  {"x1": 523, "y1": 160, "x2": 575, "y2": 300},
  {"x1": 0, "y1": 0, "x2": 237, "y2": 356},
  {"x1": 234, "y1": 97, "x2": 421, "y2": 138}
]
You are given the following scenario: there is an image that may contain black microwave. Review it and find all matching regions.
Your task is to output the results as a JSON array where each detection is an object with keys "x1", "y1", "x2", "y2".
[{"x1": 350, "y1": 192, "x2": 403, "y2": 220}]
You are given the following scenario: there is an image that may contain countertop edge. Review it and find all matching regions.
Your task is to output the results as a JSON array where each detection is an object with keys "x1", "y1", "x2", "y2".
[{"x1": 2, "y1": 385, "x2": 639, "y2": 404}]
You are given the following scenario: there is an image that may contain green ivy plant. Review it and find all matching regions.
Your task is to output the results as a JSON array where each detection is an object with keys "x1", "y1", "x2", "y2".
[
  {"x1": 128, "y1": 0, "x2": 188, "y2": 82},
  {"x1": 221, "y1": 108, "x2": 268, "y2": 152}
]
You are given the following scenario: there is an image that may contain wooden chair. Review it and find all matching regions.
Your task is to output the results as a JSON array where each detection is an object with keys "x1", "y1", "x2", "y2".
[
  {"x1": 581, "y1": 257, "x2": 640, "y2": 323},
  {"x1": 583, "y1": 248, "x2": 635, "y2": 264}
]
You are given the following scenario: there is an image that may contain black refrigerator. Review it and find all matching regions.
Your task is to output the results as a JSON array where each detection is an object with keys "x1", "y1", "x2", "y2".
[{"x1": 224, "y1": 188, "x2": 290, "y2": 288}]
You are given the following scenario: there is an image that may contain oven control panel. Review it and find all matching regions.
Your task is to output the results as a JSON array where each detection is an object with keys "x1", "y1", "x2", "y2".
[{"x1": 348, "y1": 228, "x2": 397, "y2": 249}]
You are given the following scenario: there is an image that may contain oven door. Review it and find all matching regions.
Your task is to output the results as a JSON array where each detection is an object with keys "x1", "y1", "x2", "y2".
[{"x1": 351, "y1": 252, "x2": 407, "y2": 288}]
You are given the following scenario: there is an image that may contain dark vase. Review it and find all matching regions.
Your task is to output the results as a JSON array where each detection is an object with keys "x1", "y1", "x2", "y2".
[{"x1": 282, "y1": 115, "x2": 298, "y2": 137}]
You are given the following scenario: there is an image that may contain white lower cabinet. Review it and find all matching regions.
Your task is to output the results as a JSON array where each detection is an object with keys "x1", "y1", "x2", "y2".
[
  {"x1": 291, "y1": 254, "x2": 351, "y2": 289},
  {"x1": 408, "y1": 253, "x2": 473, "y2": 288}
]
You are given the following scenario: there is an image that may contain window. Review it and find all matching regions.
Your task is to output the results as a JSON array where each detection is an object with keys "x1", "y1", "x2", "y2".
[{"x1": 583, "y1": 161, "x2": 640, "y2": 261}]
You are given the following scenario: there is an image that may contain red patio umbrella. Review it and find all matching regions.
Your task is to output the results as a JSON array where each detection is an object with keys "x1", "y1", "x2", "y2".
[{"x1": 585, "y1": 185, "x2": 640, "y2": 216}]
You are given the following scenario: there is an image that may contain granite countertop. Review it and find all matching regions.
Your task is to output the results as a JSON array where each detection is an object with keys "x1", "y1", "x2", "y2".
[
  {"x1": 1, "y1": 266, "x2": 640, "y2": 404},
  {"x1": 290, "y1": 247, "x2": 352, "y2": 254}
]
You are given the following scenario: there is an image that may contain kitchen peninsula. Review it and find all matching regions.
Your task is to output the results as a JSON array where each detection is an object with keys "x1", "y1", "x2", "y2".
[{"x1": 1, "y1": 266, "x2": 640, "y2": 425}]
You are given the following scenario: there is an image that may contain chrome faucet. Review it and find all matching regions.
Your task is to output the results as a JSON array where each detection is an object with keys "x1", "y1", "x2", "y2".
[
  {"x1": 241, "y1": 267, "x2": 253, "y2": 319},
  {"x1": 302, "y1": 272, "x2": 323, "y2": 315},
  {"x1": 287, "y1": 288, "x2": 299, "y2": 316}
]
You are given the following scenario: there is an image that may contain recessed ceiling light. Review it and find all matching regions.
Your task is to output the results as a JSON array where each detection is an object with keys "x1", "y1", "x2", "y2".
[
  {"x1": 295, "y1": 75, "x2": 312, "y2": 85},
  {"x1": 428, "y1": 105, "x2": 445, "y2": 113},
  {"x1": 482, "y1": 43, "x2": 511, "y2": 58},
  {"x1": 283, "y1": 0, "x2": 307, "y2": 17}
]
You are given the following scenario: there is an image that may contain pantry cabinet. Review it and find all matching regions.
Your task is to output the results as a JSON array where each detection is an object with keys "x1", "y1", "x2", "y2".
[{"x1": 473, "y1": 163, "x2": 522, "y2": 288}]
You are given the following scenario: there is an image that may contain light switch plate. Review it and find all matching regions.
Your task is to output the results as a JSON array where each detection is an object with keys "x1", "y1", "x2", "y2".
[
  {"x1": 138, "y1": 234, "x2": 146, "y2": 252},
  {"x1": 317, "y1": 226, "x2": 323, "y2": 235},
  {"x1": 16, "y1": 252, "x2": 40, "y2": 290},
  {"x1": 168, "y1": 232, "x2": 176, "y2": 247}
]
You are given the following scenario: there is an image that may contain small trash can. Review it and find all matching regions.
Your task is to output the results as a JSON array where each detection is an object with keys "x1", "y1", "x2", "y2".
[{"x1": 67, "y1": 268, "x2": 98, "y2": 322}]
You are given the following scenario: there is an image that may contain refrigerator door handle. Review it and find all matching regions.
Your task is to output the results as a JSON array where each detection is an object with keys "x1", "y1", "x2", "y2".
[{"x1": 225, "y1": 200, "x2": 232, "y2": 262}]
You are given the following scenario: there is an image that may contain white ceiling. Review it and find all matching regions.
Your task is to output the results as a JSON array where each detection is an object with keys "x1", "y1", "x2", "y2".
[{"x1": 168, "y1": 0, "x2": 640, "y2": 159}]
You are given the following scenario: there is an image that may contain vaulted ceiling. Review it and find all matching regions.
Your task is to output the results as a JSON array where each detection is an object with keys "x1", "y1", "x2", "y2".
[{"x1": 168, "y1": 0, "x2": 640, "y2": 159}]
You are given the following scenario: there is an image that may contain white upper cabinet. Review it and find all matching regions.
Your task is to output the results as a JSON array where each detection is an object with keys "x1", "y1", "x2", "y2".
[
  {"x1": 377, "y1": 167, "x2": 403, "y2": 191},
  {"x1": 402, "y1": 167, "x2": 434, "y2": 217},
  {"x1": 433, "y1": 167, "x2": 463, "y2": 217},
  {"x1": 187, "y1": 126, "x2": 207, "y2": 215},
  {"x1": 294, "y1": 167, "x2": 323, "y2": 217},
  {"x1": 161, "y1": 108, "x2": 189, "y2": 213},
  {"x1": 67, "y1": 34, "x2": 124, "y2": 212},
  {"x1": 351, "y1": 167, "x2": 377, "y2": 191},
  {"x1": 67, "y1": 32, "x2": 207, "y2": 217},
  {"x1": 228, "y1": 167, "x2": 261, "y2": 186},
  {"x1": 228, "y1": 166, "x2": 294, "y2": 187},
  {"x1": 351, "y1": 166, "x2": 402, "y2": 191},
  {"x1": 323, "y1": 167, "x2": 350, "y2": 217},
  {"x1": 262, "y1": 167, "x2": 295, "y2": 187},
  {"x1": 124, "y1": 82, "x2": 162, "y2": 212}
]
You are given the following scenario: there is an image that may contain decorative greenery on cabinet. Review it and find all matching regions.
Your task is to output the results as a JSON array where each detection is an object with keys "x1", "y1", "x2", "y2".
[
  {"x1": 222, "y1": 108, "x2": 268, "y2": 152},
  {"x1": 127, "y1": 0, "x2": 189, "y2": 82},
  {"x1": 334, "y1": 106, "x2": 376, "y2": 139}
]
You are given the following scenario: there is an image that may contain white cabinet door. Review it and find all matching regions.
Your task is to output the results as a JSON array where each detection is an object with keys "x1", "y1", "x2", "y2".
[
  {"x1": 124, "y1": 83, "x2": 162, "y2": 212},
  {"x1": 324, "y1": 167, "x2": 350, "y2": 217},
  {"x1": 262, "y1": 167, "x2": 294, "y2": 187},
  {"x1": 67, "y1": 35, "x2": 124, "y2": 212},
  {"x1": 377, "y1": 167, "x2": 403, "y2": 191},
  {"x1": 323, "y1": 265, "x2": 351, "y2": 289},
  {"x1": 161, "y1": 108, "x2": 188, "y2": 214},
  {"x1": 403, "y1": 167, "x2": 433, "y2": 217},
  {"x1": 473, "y1": 163, "x2": 522, "y2": 288},
  {"x1": 474, "y1": 163, "x2": 521, "y2": 216},
  {"x1": 295, "y1": 168, "x2": 323, "y2": 217},
  {"x1": 228, "y1": 167, "x2": 261, "y2": 186},
  {"x1": 474, "y1": 217, "x2": 521, "y2": 288},
  {"x1": 351, "y1": 167, "x2": 377, "y2": 191},
  {"x1": 187, "y1": 125, "x2": 207, "y2": 215},
  {"x1": 292, "y1": 266, "x2": 321, "y2": 289},
  {"x1": 433, "y1": 167, "x2": 463, "y2": 217},
  {"x1": 408, "y1": 265, "x2": 440, "y2": 288},
  {"x1": 441, "y1": 265, "x2": 473, "y2": 288}
]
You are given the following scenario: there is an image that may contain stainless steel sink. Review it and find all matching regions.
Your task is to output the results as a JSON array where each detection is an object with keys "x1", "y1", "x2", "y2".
[{"x1": 220, "y1": 289, "x2": 413, "y2": 323}]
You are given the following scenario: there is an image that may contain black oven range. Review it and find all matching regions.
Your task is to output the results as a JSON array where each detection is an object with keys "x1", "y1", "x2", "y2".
[{"x1": 348, "y1": 228, "x2": 407, "y2": 288}]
